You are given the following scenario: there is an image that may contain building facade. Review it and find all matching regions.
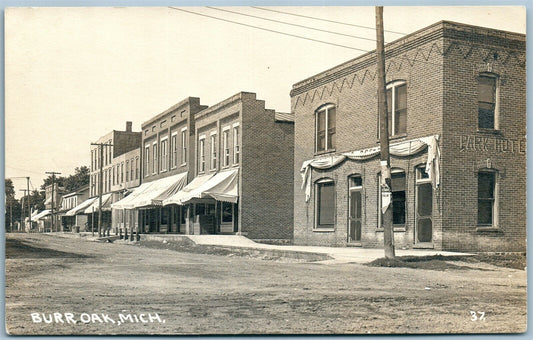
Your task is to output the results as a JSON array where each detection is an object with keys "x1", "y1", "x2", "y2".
[
  {"x1": 59, "y1": 185, "x2": 89, "y2": 230},
  {"x1": 291, "y1": 21, "x2": 525, "y2": 252}
]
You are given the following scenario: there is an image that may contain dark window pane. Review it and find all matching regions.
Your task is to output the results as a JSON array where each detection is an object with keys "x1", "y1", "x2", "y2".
[
  {"x1": 327, "y1": 107, "x2": 336, "y2": 130},
  {"x1": 222, "y1": 202, "x2": 233, "y2": 223},
  {"x1": 318, "y1": 182, "x2": 335, "y2": 226},
  {"x1": 478, "y1": 200, "x2": 493, "y2": 225},
  {"x1": 392, "y1": 198, "x2": 405, "y2": 225},
  {"x1": 417, "y1": 167, "x2": 429, "y2": 179},
  {"x1": 478, "y1": 76, "x2": 496, "y2": 103},
  {"x1": 478, "y1": 104, "x2": 495, "y2": 129},
  {"x1": 478, "y1": 172, "x2": 495, "y2": 199},
  {"x1": 327, "y1": 128, "x2": 336, "y2": 150},
  {"x1": 317, "y1": 132, "x2": 325, "y2": 152},
  {"x1": 317, "y1": 110, "x2": 326, "y2": 133},
  {"x1": 417, "y1": 218, "x2": 432, "y2": 242},
  {"x1": 396, "y1": 84, "x2": 407, "y2": 111},
  {"x1": 417, "y1": 183, "x2": 432, "y2": 216},
  {"x1": 396, "y1": 108, "x2": 407, "y2": 134},
  {"x1": 350, "y1": 176, "x2": 362, "y2": 187},
  {"x1": 391, "y1": 172, "x2": 405, "y2": 191}
]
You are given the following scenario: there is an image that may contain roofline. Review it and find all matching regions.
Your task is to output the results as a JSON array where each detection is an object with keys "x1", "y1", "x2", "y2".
[
  {"x1": 194, "y1": 92, "x2": 258, "y2": 120},
  {"x1": 141, "y1": 97, "x2": 203, "y2": 128},
  {"x1": 291, "y1": 20, "x2": 525, "y2": 95}
]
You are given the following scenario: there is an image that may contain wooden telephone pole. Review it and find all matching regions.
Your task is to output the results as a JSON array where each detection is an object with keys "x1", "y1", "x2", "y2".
[
  {"x1": 91, "y1": 142, "x2": 113, "y2": 237},
  {"x1": 376, "y1": 6, "x2": 395, "y2": 258}
]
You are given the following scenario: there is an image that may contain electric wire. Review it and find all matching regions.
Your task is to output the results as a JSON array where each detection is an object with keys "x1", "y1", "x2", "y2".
[
  {"x1": 251, "y1": 6, "x2": 407, "y2": 35},
  {"x1": 207, "y1": 6, "x2": 378, "y2": 43},
  {"x1": 168, "y1": 6, "x2": 369, "y2": 52}
]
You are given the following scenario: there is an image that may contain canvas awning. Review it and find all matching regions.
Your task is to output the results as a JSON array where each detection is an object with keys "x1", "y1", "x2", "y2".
[
  {"x1": 112, "y1": 172, "x2": 188, "y2": 209},
  {"x1": 65, "y1": 197, "x2": 97, "y2": 216},
  {"x1": 162, "y1": 174, "x2": 214, "y2": 206},
  {"x1": 83, "y1": 193, "x2": 113, "y2": 214},
  {"x1": 170, "y1": 169, "x2": 239, "y2": 205},
  {"x1": 31, "y1": 209, "x2": 51, "y2": 221}
]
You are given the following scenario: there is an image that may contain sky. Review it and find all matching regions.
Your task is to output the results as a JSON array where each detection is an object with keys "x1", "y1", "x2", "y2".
[{"x1": 3, "y1": 4, "x2": 527, "y2": 198}]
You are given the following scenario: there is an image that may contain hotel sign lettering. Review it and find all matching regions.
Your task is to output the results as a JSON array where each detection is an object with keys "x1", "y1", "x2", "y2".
[{"x1": 459, "y1": 135, "x2": 526, "y2": 154}]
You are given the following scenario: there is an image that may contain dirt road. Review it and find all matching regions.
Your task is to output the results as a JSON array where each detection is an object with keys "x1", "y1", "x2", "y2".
[{"x1": 4, "y1": 233, "x2": 527, "y2": 335}]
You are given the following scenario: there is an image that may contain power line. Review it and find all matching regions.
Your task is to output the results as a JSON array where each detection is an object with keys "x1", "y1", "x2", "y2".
[
  {"x1": 251, "y1": 6, "x2": 407, "y2": 35},
  {"x1": 5, "y1": 165, "x2": 45, "y2": 176},
  {"x1": 207, "y1": 6, "x2": 377, "y2": 43},
  {"x1": 168, "y1": 7, "x2": 369, "y2": 52}
]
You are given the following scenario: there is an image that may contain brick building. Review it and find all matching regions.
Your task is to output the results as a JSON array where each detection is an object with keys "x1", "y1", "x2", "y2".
[
  {"x1": 162, "y1": 92, "x2": 294, "y2": 242},
  {"x1": 292, "y1": 21, "x2": 525, "y2": 252}
]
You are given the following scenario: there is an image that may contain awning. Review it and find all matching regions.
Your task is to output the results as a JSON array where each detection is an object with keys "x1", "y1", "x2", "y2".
[
  {"x1": 31, "y1": 210, "x2": 51, "y2": 221},
  {"x1": 163, "y1": 174, "x2": 214, "y2": 206},
  {"x1": 83, "y1": 193, "x2": 113, "y2": 214},
  {"x1": 65, "y1": 197, "x2": 98, "y2": 216},
  {"x1": 112, "y1": 172, "x2": 188, "y2": 209},
  {"x1": 171, "y1": 169, "x2": 239, "y2": 205}
]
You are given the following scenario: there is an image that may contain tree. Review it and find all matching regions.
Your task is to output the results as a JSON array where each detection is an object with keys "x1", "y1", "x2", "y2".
[
  {"x1": 64, "y1": 166, "x2": 90, "y2": 192},
  {"x1": 29, "y1": 190, "x2": 46, "y2": 212},
  {"x1": 5, "y1": 179, "x2": 20, "y2": 230}
]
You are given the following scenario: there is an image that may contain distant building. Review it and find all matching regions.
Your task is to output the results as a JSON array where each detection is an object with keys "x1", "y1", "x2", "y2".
[
  {"x1": 291, "y1": 21, "x2": 525, "y2": 251},
  {"x1": 60, "y1": 185, "x2": 89, "y2": 231}
]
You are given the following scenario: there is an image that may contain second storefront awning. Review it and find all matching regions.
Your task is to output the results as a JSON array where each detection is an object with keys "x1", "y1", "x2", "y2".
[
  {"x1": 168, "y1": 169, "x2": 239, "y2": 205},
  {"x1": 65, "y1": 197, "x2": 98, "y2": 216},
  {"x1": 83, "y1": 193, "x2": 113, "y2": 214},
  {"x1": 31, "y1": 209, "x2": 51, "y2": 221},
  {"x1": 112, "y1": 172, "x2": 188, "y2": 209}
]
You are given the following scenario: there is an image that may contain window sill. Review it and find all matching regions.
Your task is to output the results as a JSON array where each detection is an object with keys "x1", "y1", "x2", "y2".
[
  {"x1": 376, "y1": 226, "x2": 406, "y2": 232},
  {"x1": 314, "y1": 149, "x2": 336, "y2": 156},
  {"x1": 477, "y1": 128, "x2": 502, "y2": 135},
  {"x1": 476, "y1": 226, "x2": 501, "y2": 232},
  {"x1": 313, "y1": 228, "x2": 335, "y2": 232}
]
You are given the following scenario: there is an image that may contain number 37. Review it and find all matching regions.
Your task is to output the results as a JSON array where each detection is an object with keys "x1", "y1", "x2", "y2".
[{"x1": 470, "y1": 311, "x2": 486, "y2": 321}]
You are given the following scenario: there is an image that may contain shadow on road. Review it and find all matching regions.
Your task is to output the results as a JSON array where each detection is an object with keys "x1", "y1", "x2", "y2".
[{"x1": 5, "y1": 238, "x2": 94, "y2": 259}]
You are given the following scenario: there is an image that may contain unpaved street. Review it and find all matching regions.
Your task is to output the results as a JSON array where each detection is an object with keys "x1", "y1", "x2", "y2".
[{"x1": 5, "y1": 233, "x2": 527, "y2": 335}]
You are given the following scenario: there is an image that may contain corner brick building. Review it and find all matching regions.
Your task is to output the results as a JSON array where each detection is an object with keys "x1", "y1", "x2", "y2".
[{"x1": 291, "y1": 21, "x2": 525, "y2": 252}]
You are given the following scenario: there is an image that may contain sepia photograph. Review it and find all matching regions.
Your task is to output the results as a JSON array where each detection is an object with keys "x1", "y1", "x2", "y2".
[{"x1": 3, "y1": 1, "x2": 528, "y2": 336}]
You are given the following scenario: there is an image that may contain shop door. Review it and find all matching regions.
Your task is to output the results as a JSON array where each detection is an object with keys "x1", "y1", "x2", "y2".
[
  {"x1": 415, "y1": 182, "x2": 433, "y2": 245},
  {"x1": 348, "y1": 175, "x2": 363, "y2": 243}
]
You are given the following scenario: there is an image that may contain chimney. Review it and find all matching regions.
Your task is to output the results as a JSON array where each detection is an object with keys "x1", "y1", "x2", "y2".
[{"x1": 126, "y1": 121, "x2": 132, "y2": 132}]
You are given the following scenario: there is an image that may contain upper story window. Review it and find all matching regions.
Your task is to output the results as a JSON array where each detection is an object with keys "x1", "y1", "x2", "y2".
[
  {"x1": 144, "y1": 146, "x2": 150, "y2": 177},
  {"x1": 130, "y1": 158, "x2": 134, "y2": 181},
  {"x1": 135, "y1": 157, "x2": 139, "y2": 180},
  {"x1": 181, "y1": 128, "x2": 188, "y2": 165},
  {"x1": 233, "y1": 124, "x2": 240, "y2": 164},
  {"x1": 315, "y1": 104, "x2": 336, "y2": 153},
  {"x1": 198, "y1": 136, "x2": 206, "y2": 174},
  {"x1": 478, "y1": 73, "x2": 499, "y2": 130},
  {"x1": 223, "y1": 127, "x2": 230, "y2": 167},
  {"x1": 152, "y1": 143, "x2": 158, "y2": 174},
  {"x1": 121, "y1": 162, "x2": 124, "y2": 183},
  {"x1": 171, "y1": 133, "x2": 178, "y2": 169},
  {"x1": 386, "y1": 81, "x2": 407, "y2": 137},
  {"x1": 126, "y1": 160, "x2": 129, "y2": 182},
  {"x1": 160, "y1": 138, "x2": 168, "y2": 172},
  {"x1": 210, "y1": 132, "x2": 217, "y2": 171}
]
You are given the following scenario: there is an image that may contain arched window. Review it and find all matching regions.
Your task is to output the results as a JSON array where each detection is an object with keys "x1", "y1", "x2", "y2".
[
  {"x1": 478, "y1": 73, "x2": 499, "y2": 130},
  {"x1": 315, "y1": 104, "x2": 336, "y2": 153},
  {"x1": 315, "y1": 178, "x2": 335, "y2": 229}
]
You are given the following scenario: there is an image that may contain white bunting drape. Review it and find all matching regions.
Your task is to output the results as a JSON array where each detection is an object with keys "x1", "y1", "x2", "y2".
[{"x1": 300, "y1": 135, "x2": 440, "y2": 202}]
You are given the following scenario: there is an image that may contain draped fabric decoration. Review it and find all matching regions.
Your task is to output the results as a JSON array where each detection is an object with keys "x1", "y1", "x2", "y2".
[{"x1": 300, "y1": 135, "x2": 441, "y2": 202}]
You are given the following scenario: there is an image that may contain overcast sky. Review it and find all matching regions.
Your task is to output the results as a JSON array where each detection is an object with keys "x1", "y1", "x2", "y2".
[{"x1": 4, "y1": 5, "x2": 526, "y2": 198}]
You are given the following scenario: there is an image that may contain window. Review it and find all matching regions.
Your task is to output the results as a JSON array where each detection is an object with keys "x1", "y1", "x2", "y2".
[
  {"x1": 198, "y1": 137, "x2": 206, "y2": 173},
  {"x1": 130, "y1": 158, "x2": 134, "y2": 181},
  {"x1": 233, "y1": 125, "x2": 240, "y2": 164},
  {"x1": 135, "y1": 157, "x2": 139, "y2": 179},
  {"x1": 160, "y1": 120, "x2": 166, "y2": 128},
  {"x1": 160, "y1": 138, "x2": 168, "y2": 172},
  {"x1": 315, "y1": 104, "x2": 336, "y2": 153},
  {"x1": 210, "y1": 133, "x2": 217, "y2": 170},
  {"x1": 171, "y1": 115, "x2": 176, "y2": 122},
  {"x1": 478, "y1": 73, "x2": 499, "y2": 130},
  {"x1": 152, "y1": 143, "x2": 158, "y2": 174},
  {"x1": 108, "y1": 140, "x2": 112, "y2": 165},
  {"x1": 112, "y1": 166, "x2": 115, "y2": 185},
  {"x1": 144, "y1": 146, "x2": 150, "y2": 177},
  {"x1": 121, "y1": 162, "x2": 124, "y2": 183},
  {"x1": 386, "y1": 81, "x2": 407, "y2": 136},
  {"x1": 126, "y1": 160, "x2": 129, "y2": 182},
  {"x1": 223, "y1": 128, "x2": 230, "y2": 167},
  {"x1": 315, "y1": 179, "x2": 335, "y2": 229},
  {"x1": 107, "y1": 169, "x2": 111, "y2": 191},
  {"x1": 171, "y1": 133, "x2": 178, "y2": 168},
  {"x1": 181, "y1": 128, "x2": 187, "y2": 165},
  {"x1": 478, "y1": 171, "x2": 497, "y2": 227},
  {"x1": 221, "y1": 202, "x2": 233, "y2": 223},
  {"x1": 378, "y1": 170, "x2": 406, "y2": 227}
]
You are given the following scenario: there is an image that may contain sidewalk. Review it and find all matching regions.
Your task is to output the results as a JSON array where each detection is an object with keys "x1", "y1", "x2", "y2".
[{"x1": 142, "y1": 234, "x2": 473, "y2": 264}]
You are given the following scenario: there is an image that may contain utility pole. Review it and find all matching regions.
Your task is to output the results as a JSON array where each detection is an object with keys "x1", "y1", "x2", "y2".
[
  {"x1": 45, "y1": 172, "x2": 61, "y2": 232},
  {"x1": 376, "y1": 6, "x2": 395, "y2": 259},
  {"x1": 26, "y1": 177, "x2": 30, "y2": 232},
  {"x1": 91, "y1": 142, "x2": 113, "y2": 237},
  {"x1": 19, "y1": 189, "x2": 29, "y2": 232}
]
